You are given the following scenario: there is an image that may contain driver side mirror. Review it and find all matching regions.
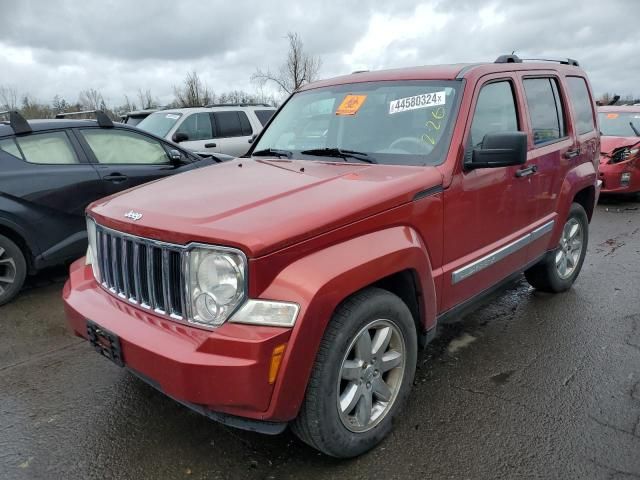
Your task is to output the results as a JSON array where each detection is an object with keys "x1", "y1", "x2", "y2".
[
  {"x1": 466, "y1": 132, "x2": 527, "y2": 170},
  {"x1": 169, "y1": 149, "x2": 183, "y2": 162},
  {"x1": 172, "y1": 132, "x2": 189, "y2": 143}
]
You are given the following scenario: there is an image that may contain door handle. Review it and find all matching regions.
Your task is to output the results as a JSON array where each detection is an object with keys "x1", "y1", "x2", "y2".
[
  {"x1": 515, "y1": 165, "x2": 537, "y2": 178},
  {"x1": 204, "y1": 142, "x2": 217, "y2": 148},
  {"x1": 104, "y1": 173, "x2": 128, "y2": 183},
  {"x1": 563, "y1": 148, "x2": 581, "y2": 159}
]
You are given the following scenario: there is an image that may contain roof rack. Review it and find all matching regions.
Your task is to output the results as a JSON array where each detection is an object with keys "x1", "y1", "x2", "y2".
[
  {"x1": 495, "y1": 54, "x2": 579, "y2": 66},
  {"x1": 0, "y1": 110, "x2": 32, "y2": 134},
  {"x1": 55, "y1": 110, "x2": 114, "y2": 128},
  {"x1": 204, "y1": 103, "x2": 273, "y2": 108}
]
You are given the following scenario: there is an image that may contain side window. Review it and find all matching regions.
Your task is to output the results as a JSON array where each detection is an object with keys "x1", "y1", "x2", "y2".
[
  {"x1": 238, "y1": 112, "x2": 253, "y2": 136},
  {"x1": 0, "y1": 137, "x2": 23, "y2": 160},
  {"x1": 566, "y1": 77, "x2": 595, "y2": 135},
  {"x1": 254, "y1": 109, "x2": 275, "y2": 126},
  {"x1": 523, "y1": 78, "x2": 566, "y2": 145},
  {"x1": 470, "y1": 81, "x2": 519, "y2": 147},
  {"x1": 80, "y1": 129, "x2": 170, "y2": 165},
  {"x1": 15, "y1": 131, "x2": 79, "y2": 164},
  {"x1": 176, "y1": 113, "x2": 213, "y2": 141},
  {"x1": 213, "y1": 111, "x2": 244, "y2": 138}
]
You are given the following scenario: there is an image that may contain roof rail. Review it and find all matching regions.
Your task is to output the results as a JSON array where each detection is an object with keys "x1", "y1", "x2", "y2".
[
  {"x1": 521, "y1": 57, "x2": 580, "y2": 66},
  {"x1": 352, "y1": 70, "x2": 369, "y2": 74},
  {"x1": 495, "y1": 54, "x2": 580, "y2": 67},
  {"x1": 204, "y1": 103, "x2": 273, "y2": 108},
  {"x1": 55, "y1": 110, "x2": 114, "y2": 128},
  {"x1": 0, "y1": 110, "x2": 32, "y2": 135},
  {"x1": 495, "y1": 54, "x2": 522, "y2": 64}
]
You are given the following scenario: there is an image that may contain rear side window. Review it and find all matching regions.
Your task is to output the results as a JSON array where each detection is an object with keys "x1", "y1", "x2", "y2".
[
  {"x1": 213, "y1": 111, "x2": 247, "y2": 138},
  {"x1": 16, "y1": 132, "x2": 78, "y2": 164},
  {"x1": 176, "y1": 113, "x2": 213, "y2": 141},
  {"x1": 254, "y1": 109, "x2": 275, "y2": 126},
  {"x1": 566, "y1": 77, "x2": 595, "y2": 135},
  {"x1": 0, "y1": 138, "x2": 22, "y2": 159},
  {"x1": 470, "y1": 81, "x2": 519, "y2": 147},
  {"x1": 523, "y1": 78, "x2": 566, "y2": 145}
]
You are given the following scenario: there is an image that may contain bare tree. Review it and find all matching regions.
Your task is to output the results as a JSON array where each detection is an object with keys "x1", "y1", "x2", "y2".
[
  {"x1": 252, "y1": 32, "x2": 321, "y2": 95},
  {"x1": 52, "y1": 95, "x2": 69, "y2": 114},
  {"x1": 137, "y1": 88, "x2": 158, "y2": 109},
  {"x1": 0, "y1": 85, "x2": 19, "y2": 110},
  {"x1": 173, "y1": 71, "x2": 214, "y2": 107},
  {"x1": 79, "y1": 88, "x2": 106, "y2": 111}
]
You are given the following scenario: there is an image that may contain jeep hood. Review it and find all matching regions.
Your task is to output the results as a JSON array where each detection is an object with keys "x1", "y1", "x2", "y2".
[
  {"x1": 89, "y1": 159, "x2": 443, "y2": 257},
  {"x1": 600, "y1": 136, "x2": 640, "y2": 161}
]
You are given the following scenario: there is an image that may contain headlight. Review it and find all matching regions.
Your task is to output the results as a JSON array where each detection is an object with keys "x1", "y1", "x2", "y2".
[
  {"x1": 86, "y1": 216, "x2": 101, "y2": 282},
  {"x1": 186, "y1": 246, "x2": 246, "y2": 327}
]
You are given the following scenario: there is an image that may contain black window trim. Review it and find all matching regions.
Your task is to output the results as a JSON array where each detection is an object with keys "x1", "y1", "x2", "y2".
[
  {"x1": 76, "y1": 126, "x2": 173, "y2": 166},
  {"x1": 566, "y1": 75, "x2": 596, "y2": 137},
  {"x1": 521, "y1": 74, "x2": 571, "y2": 149}
]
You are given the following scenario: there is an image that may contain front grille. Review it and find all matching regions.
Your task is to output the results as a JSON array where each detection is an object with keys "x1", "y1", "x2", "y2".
[{"x1": 95, "y1": 224, "x2": 186, "y2": 319}]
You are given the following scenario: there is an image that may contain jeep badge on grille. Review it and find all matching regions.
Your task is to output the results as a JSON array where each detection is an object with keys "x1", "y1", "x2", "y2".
[{"x1": 124, "y1": 210, "x2": 143, "y2": 221}]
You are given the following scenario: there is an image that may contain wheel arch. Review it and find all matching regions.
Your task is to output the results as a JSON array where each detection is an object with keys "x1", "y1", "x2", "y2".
[{"x1": 257, "y1": 226, "x2": 437, "y2": 421}]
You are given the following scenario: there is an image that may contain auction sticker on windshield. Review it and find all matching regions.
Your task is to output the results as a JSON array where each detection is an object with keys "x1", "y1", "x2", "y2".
[
  {"x1": 336, "y1": 94, "x2": 367, "y2": 115},
  {"x1": 389, "y1": 91, "x2": 446, "y2": 115}
]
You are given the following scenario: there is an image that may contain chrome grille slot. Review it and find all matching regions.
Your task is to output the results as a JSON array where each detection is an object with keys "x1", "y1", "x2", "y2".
[{"x1": 95, "y1": 224, "x2": 185, "y2": 320}]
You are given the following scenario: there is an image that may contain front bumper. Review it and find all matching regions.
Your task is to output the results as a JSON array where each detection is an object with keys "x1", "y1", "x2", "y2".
[
  {"x1": 599, "y1": 162, "x2": 640, "y2": 193},
  {"x1": 63, "y1": 259, "x2": 292, "y2": 431}
]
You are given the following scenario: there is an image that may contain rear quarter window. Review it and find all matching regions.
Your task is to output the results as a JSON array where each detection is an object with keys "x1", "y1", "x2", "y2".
[
  {"x1": 0, "y1": 137, "x2": 23, "y2": 160},
  {"x1": 566, "y1": 77, "x2": 595, "y2": 135}
]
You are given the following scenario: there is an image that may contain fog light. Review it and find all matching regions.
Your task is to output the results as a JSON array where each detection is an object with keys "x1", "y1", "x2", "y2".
[
  {"x1": 269, "y1": 344, "x2": 287, "y2": 384},
  {"x1": 621, "y1": 172, "x2": 631, "y2": 186}
]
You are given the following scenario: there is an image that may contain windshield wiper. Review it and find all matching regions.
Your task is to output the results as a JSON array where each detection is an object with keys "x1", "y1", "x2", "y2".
[
  {"x1": 252, "y1": 148, "x2": 293, "y2": 159},
  {"x1": 630, "y1": 121, "x2": 640, "y2": 137},
  {"x1": 300, "y1": 148, "x2": 377, "y2": 164}
]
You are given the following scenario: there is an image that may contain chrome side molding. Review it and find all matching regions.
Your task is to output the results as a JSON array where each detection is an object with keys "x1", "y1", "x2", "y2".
[{"x1": 451, "y1": 220, "x2": 555, "y2": 284}]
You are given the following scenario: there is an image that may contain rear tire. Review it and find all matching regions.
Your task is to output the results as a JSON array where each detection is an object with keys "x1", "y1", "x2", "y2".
[
  {"x1": 525, "y1": 203, "x2": 589, "y2": 293},
  {"x1": 0, "y1": 234, "x2": 27, "y2": 306},
  {"x1": 292, "y1": 287, "x2": 417, "y2": 458}
]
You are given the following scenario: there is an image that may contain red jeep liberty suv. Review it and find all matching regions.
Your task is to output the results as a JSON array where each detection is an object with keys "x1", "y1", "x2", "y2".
[{"x1": 64, "y1": 55, "x2": 600, "y2": 458}]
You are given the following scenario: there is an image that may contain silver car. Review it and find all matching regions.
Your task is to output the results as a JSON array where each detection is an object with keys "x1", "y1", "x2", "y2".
[{"x1": 137, "y1": 104, "x2": 276, "y2": 157}]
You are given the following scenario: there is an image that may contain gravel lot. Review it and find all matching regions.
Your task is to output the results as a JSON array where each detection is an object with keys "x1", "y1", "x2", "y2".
[{"x1": 1, "y1": 198, "x2": 639, "y2": 480}]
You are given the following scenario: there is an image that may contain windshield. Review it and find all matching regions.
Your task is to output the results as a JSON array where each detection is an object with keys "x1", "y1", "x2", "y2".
[
  {"x1": 137, "y1": 112, "x2": 183, "y2": 137},
  {"x1": 599, "y1": 111, "x2": 640, "y2": 137},
  {"x1": 253, "y1": 80, "x2": 461, "y2": 166}
]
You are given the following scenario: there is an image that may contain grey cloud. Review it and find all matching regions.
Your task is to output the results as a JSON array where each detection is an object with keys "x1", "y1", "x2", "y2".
[{"x1": 1, "y1": 0, "x2": 640, "y2": 107}]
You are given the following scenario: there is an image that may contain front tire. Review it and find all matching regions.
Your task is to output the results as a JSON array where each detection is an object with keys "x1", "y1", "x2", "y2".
[
  {"x1": 0, "y1": 234, "x2": 27, "y2": 306},
  {"x1": 292, "y1": 287, "x2": 417, "y2": 458},
  {"x1": 525, "y1": 203, "x2": 589, "y2": 293}
]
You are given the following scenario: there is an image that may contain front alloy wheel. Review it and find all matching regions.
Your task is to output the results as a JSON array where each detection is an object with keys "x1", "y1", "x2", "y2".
[
  {"x1": 338, "y1": 319, "x2": 405, "y2": 432},
  {"x1": 0, "y1": 234, "x2": 27, "y2": 306},
  {"x1": 292, "y1": 287, "x2": 417, "y2": 458}
]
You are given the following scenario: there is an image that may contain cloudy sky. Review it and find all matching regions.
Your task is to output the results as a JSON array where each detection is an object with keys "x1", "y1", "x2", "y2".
[{"x1": 2, "y1": 0, "x2": 639, "y2": 107}]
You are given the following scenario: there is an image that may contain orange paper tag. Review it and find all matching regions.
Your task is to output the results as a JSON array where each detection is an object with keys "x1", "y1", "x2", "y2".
[
  {"x1": 607, "y1": 113, "x2": 619, "y2": 119},
  {"x1": 336, "y1": 94, "x2": 367, "y2": 115}
]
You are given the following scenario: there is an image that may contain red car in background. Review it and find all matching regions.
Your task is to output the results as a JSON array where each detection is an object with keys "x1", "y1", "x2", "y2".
[{"x1": 598, "y1": 105, "x2": 640, "y2": 194}]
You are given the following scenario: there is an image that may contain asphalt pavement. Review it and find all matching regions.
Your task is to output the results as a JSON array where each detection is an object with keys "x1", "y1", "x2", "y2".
[{"x1": 1, "y1": 198, "x2": 639, "y2": 480}]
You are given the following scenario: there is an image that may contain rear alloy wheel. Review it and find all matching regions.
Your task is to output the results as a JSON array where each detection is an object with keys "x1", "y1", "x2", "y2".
[
  {"x1": 0, "y1": 235, "x2": 27, "y2": 306},
  {"x1": 292, "y1": 287, "x2": 417, "y2": 458},
  {"x1": 525, "y1": 203, "x2": 589, "y2": 293}
]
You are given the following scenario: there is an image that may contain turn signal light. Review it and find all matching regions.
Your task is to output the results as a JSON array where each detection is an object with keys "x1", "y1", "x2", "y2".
[{"x1": 269, "y1": 344, "x2": 287, "y2": 384}]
